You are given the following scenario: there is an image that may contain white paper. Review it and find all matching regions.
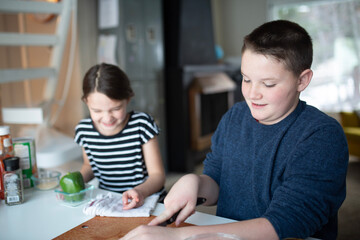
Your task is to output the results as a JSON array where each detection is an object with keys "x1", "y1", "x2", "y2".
[
  {"x1": 83, "y1": 193, "x2": 160, "y2": 217},
  {"x1": 98, "y1": 0, "x2": 119, "y2": 29},
  {"x1": 97, "y1": 34, "x2": 118, "y2": 65}
]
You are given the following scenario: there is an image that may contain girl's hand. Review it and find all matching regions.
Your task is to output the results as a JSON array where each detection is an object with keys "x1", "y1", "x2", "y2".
[
  {"x1": 120, "y1": 225, "x2": 180, "y2": 240},
  {"x1": 122, "y1": 189, "x2": 145, "y2": 210}
]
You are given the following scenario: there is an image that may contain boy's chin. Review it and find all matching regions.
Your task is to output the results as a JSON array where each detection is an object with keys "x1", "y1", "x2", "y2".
[
  {"x1": 250, "y1": 113, "x2": 270, "y2": 124},
  {"x1": 249, "y1": 111, "x2": 262, "y2": 121}
]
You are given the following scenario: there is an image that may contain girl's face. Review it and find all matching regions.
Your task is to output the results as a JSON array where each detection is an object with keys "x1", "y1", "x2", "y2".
[
  {"x1": 241, "y1": 49, "x2": 308, "y2": 125},
  {"x1": 85, "y1": 91, "x2": 129, "y2": 136}
]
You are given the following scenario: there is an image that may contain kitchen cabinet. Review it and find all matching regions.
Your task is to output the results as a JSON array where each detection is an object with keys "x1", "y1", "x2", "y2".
[{"x1": 97, "y1": 0, "x2": 166, "y2": 167}]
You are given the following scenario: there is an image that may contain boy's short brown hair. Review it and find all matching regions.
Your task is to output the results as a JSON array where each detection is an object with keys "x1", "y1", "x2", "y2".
[{"x1": 242, "y1": 20, "x2": 313, "y2": 77}]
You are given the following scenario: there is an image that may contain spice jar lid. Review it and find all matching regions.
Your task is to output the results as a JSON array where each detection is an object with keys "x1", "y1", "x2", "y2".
[
  {"x1": 0, "y1": 126, "x2": 10, "y2": 136},
  {"x1": 3, "y1": 157, "x2": 20, "y2": 171}
]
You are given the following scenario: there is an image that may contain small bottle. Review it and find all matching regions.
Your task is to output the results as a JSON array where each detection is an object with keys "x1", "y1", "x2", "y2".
[
  {"x1": 0, "y1": 126, "x2": 14, "y2": 200},
  {"x1": 0, "y1": 126, "x2": 14, "y2": 158},
  {"x1": 0, "y1": 149, "x2": 4, "y2": 200},
  {"x1": 3, "y1": 157, "x2": 24, "y2": 205},
  {"x1": 0, "y1": 126, "x2": 14, "y2": 199}
]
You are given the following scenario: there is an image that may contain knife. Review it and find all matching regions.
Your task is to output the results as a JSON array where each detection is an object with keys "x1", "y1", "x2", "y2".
[{"x1": 158, "y1": 197, "x2": 207, "y2": 226}]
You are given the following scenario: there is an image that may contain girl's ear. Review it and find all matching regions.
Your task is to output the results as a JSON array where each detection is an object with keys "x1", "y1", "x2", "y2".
[{"x1": 297, "y1": 69, "x2": 313, "y2": 92}]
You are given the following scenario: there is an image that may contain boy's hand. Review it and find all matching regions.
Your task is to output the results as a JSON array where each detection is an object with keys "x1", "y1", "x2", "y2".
[
  {"x1": 120, "y1": 225, "x2": 180, "y2": 240},
  {"x1": 148, "y1": 201, "x2": 196, "y2": 226},
  {"x1": 122, "y1": 189, "x2": 145, "y2": 210},
  {"x1": 149, "y1": 174, "x2": 200, "y2": 226}
]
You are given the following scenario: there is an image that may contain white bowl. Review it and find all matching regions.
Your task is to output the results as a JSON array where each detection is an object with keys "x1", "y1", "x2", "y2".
[{"x1": 31, "y1": 169, "x2": 61, "y2": 190}]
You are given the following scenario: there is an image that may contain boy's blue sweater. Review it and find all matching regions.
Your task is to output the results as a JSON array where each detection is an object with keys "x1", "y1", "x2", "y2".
[{"x1": 203, "y1": 100, "x2": 348, "y2": 240}]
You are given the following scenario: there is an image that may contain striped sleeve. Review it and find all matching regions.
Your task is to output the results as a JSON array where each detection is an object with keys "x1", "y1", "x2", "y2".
[
  {"x1": 128, "y1": 112, "x2": 160, "y2": 145},
  {"x1": 74, "y1": 118, "x2": 95, "y2": 146}
]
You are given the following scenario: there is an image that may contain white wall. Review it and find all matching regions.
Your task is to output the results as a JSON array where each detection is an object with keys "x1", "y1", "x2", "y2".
[
  {"x1": 77, "y1": 0, "x2": 269, "y2": 69},
  {"x1": 212, "y1": 0, "x2": 268, "y2": 59}
]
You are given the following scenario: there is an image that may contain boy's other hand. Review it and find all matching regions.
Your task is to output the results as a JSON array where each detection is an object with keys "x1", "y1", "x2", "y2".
[{"x1": 120, "y1": 225, "x2": 179, "y2": 240}]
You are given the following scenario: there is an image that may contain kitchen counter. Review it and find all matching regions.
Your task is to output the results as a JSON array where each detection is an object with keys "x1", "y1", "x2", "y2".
[
  {"x1": 0, "y1": 186, "x2": 236, "y2": 240},
  {"x1": 0, "y1": 152, "x2": 319, "y2": 240}
]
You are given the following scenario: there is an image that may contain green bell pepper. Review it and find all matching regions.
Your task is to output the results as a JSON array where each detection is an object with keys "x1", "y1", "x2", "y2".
[{"x1": 60, "y1": 171, "x2": 85, "y2": 202}]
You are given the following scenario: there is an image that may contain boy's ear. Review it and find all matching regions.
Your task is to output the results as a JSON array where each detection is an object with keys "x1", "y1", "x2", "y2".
[{"x1": 297, "y1": 69, "x2": 313, "y2": 92}]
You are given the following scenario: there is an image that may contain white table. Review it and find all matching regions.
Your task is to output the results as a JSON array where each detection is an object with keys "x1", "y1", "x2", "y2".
[{"x1": 0, "y1": 187, "x2": 236, "y2": 240}]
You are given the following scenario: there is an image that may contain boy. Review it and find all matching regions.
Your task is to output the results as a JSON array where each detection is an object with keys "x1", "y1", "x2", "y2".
[{"x1": 121, "y1": 20, "x2": 348, "y2": 240}]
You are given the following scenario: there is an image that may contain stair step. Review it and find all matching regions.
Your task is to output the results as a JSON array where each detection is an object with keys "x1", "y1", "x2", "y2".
[{"x1": 2, "y1": 107, "x2": 44, "y2": 124}]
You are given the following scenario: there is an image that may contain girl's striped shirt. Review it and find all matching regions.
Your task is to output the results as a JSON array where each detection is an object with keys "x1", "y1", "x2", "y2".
[{"x1": 74, "y1": 111, "x2": 160, "y2": 193}]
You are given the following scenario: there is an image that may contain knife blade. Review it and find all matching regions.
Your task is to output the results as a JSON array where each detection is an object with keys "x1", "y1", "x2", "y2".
[{"x1": 158, "y1": 197, "x2": 206, "y2": 226}]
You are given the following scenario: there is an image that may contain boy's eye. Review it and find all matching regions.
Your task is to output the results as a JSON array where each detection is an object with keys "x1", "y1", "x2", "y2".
[{"x1": 243, "y1": 79, "x2": 251, "y2": 83}]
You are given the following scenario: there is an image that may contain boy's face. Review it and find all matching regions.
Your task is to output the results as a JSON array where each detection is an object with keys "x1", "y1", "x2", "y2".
[
  {"x1": 241, "y1": 49, "x2": 303, "y2": 125},
  {"x1": 86, "y1": 91, "x2": 129, "y2": 136}
]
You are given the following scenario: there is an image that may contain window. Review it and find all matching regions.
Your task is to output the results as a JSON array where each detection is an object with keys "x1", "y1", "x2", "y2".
[{"x1": 268, "y1": 0, "x2": 360, "y2": 111}]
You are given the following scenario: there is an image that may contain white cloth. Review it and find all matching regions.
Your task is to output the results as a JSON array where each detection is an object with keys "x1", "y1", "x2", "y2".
[{"x1": 83, "y1": 192, "x2": 160, "y2": 217}]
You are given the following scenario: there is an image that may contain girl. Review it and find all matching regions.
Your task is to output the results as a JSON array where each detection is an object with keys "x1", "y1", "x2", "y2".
[{"x1": 74, "y1": 63, "x2": 165, "y2": 210}]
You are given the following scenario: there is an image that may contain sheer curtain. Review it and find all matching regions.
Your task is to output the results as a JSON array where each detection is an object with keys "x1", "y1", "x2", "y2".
[{"x1": 268, "y1": 0, "x2": 360, "y2": 112}]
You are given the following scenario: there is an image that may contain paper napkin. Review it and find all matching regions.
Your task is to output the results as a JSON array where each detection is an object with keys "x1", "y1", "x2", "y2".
[{"x1": 83, "y1": 192, "x2": 160, "y2": 217}]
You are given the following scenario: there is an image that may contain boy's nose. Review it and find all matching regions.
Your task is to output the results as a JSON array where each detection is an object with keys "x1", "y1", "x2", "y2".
[{"x1": 249, "y1": 85, "x2": 262, "y2": 99}]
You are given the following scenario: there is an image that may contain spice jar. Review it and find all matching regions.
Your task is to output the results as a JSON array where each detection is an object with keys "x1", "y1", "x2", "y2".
[
  {"x1": 0, "y1": 149, "x2": 4, "y2": 200},
  {"x1": 3, "y1": 157, "x2": 24, "y2": 205},
  {"x1": 0, "y1": 126, "x2": 14, "y2": 200},
  {"x1": 0, "y1": 126, "x2": 14, "y2": 157}
]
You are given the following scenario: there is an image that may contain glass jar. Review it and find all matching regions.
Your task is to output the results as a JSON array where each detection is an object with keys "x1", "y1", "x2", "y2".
[
  {"x1": 0, "y1": 126, "x2": 14, "y2": 157},
  {"x1": 0, "y1": 126, "x2": 14, "y2": 200},
  {"x1": 3, "y1": 157, "x2": 24, "y2": 205},
  {"x1": 0, "y1": 149, "x2": 4, "y2": 200}
]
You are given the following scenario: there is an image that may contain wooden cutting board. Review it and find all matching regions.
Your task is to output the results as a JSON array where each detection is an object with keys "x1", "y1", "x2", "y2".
[{"x1": 53, "y1": 216, "x2": 194, "y2": 240}]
